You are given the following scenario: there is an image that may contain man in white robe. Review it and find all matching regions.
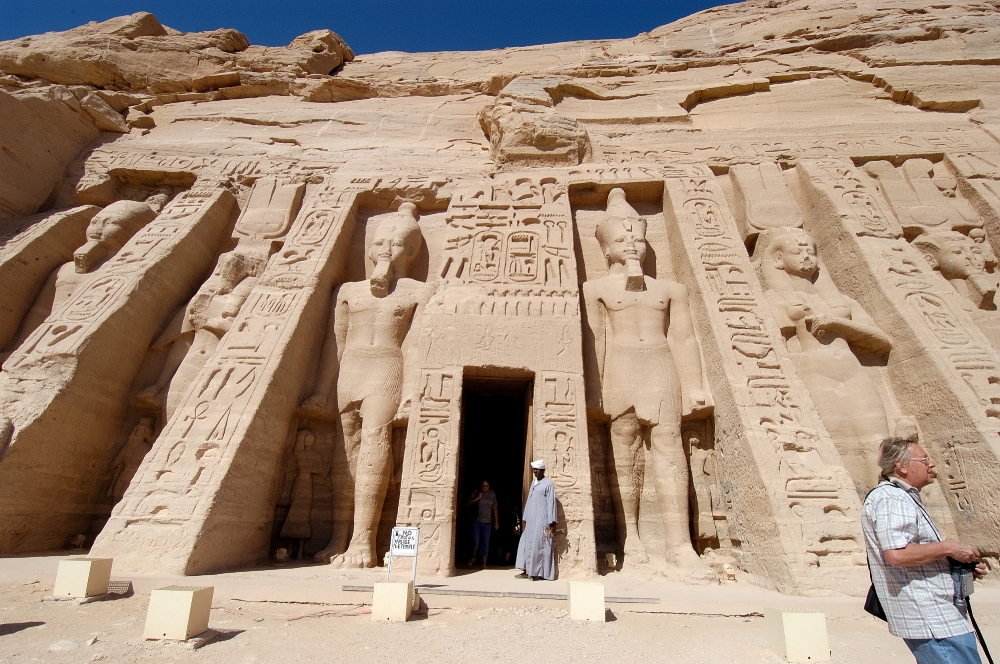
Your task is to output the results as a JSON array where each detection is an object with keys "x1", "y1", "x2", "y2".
[{"x1": 515, "y1": 459, "x2": 558, "y2": 580}]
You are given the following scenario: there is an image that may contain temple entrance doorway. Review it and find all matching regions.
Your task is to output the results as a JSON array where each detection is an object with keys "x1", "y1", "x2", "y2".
[{"x1": 455, "y1": 375, "x2": 533, "y2": 570}]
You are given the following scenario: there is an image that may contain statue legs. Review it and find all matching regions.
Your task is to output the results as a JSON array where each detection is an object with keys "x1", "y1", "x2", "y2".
[
  {"x1": 608, "y1": 413, "x2": 649, "y2": 564},
  {"x1": 648, "y1": 407, "x2": 703, "y2": 568},
  {"x1": 313, "y1": 410, "x2": 361, "y2": 563},
  {"x1": 330, "y1": 395, "x2": 396, "y2": 568},
  {"x1": 609, "y1": 405, "x2": 708, "y2": 569}
]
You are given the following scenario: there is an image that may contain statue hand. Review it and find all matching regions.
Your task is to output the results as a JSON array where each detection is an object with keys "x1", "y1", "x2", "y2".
[
  {"x1": 806, "y1": 314, "x2": 834, "y2": 339},
  {"x1": 684, "y1": 388, "x2": 712, "y2": 417}
]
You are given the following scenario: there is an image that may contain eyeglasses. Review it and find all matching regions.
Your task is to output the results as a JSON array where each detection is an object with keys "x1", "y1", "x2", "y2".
[{"x1": 910, "y1": 457, "x2": 933, "y2": 466}]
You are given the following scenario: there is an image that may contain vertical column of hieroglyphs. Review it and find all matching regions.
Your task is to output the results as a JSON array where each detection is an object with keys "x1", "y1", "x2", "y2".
[
  {"x1": 799, "y1": 159, "x2": 1000, "y2": 552},
  {"x1": 663, "y1": 169, "x2": 867, "y2": 593},
  {"x1": 0, "y1": 188, "x2": 234, "y2": 553},
  {"x1": 92, "y1": 181, "x2": 366, "y2": 574},
  {"x1": 400, "y1": 173, "x2": 596, "y2": 574},
  {"x1": 0, "y1": 206, "x2": 97, "y2": 350},
  {"x1": 533, "y1": 371, "x2": 595, "y2": 573},
  {"x1": 396, "y1": 368, "x2": 463, "y2": 575}
]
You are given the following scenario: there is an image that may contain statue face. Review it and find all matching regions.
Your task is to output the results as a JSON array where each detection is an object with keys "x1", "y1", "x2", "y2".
[
  {"x1": 602, "y1": 222, "x2": 647, "y2": 267},
  {"x1": 936, "y1": 238, "x2": 979, "y2": 279},
  {"x1": 775, "y1": 236, "x2": 817, "y2": 279},
  {"x1": 85, "y1": 213, "x2": 120, "y2": 245},
  {"x1": 368, "y1": 221, "x2": 416, "y2": 269},
  {"x1": 214, "y1": 253, "x2": 247, "y2": 288}
]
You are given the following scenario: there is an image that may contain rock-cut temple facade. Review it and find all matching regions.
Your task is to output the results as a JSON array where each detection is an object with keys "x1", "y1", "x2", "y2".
[{"x1": 1, "y1": 0, "x2": 1000, "y2": 595}]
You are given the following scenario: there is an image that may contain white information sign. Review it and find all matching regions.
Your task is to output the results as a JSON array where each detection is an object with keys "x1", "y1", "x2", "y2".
[
  {"x1": 390, "y1": 527, "x2": 419, "y2": 557},
  {"x1": 386, "y1": 526, "x2": 420, "y2": 582}
]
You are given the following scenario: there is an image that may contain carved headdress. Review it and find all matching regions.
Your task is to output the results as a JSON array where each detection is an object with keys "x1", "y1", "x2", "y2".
[
  {"x1": 597, "y1": 188, "x2": 646, "y2": 290},
  {"x1": 596, "y1": 188, "x2": 645, "y2": 249}
]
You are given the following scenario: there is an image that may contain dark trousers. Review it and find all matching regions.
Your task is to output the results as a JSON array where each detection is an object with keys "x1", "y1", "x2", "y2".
[{"x1": 472, "y1": 521, "x2": 492, "y2": 559}]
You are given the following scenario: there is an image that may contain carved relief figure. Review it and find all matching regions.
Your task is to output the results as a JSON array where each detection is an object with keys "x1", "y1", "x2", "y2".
[
  {"x1": 582, "y1": 188, "x2": 711, "y2": 568},
  {"x1": 755, "y1": 227, "x2": 892, "y2": 492},
  {"x1": 279, "y1": 429, "x2": 324, "y2": 560},
  {"x1": 2, "y1": 195, "x2": 164, "y2": 357},
  {"x1": 136, "y1": 250, "x2": 264, "y2": 419},
  {"x1": 911, "y1": 231, "x2": 1000, "y2": 350},
  {"x1": 106, "y1": 417, "x2": 156, "y2": 504},
  {"x1": 302, "y1": 203, "x2": 431, "y2": 568}
]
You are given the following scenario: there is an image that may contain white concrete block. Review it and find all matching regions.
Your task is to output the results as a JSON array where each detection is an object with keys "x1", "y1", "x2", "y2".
[
  {"x1": 764, "y1": 608, "x2": 830, "y2": 662},
  {"x1": 372, "y1": 580, "x2": 412, "y2": 622},
  {"x1": 568, "y1": 581, "x2": 605, "y2": 622},
  {"x1": 52, "y1": 558, "x2": 113, "y2": 598},
  {"x1": 143, "y1": 586, "x2": 214, "y2": 641}
]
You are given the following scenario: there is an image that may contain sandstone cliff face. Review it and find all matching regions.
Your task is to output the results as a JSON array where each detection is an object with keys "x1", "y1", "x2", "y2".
[{"x1": 1, "y1": 0, "x2": 1000, "y2": 593}]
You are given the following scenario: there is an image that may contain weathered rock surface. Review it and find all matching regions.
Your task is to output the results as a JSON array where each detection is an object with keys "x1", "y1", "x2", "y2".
[{"x1": 1, "y1": 0, "x2": 999, "y2": 595}]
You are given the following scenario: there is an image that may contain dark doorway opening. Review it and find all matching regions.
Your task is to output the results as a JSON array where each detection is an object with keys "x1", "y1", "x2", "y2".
[{"x1": 455, "y1": 376, "x2": 532, "y2": 570}]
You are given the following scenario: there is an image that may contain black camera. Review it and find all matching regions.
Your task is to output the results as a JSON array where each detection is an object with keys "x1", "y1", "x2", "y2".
[{"x1": 948, "y1": 557, "x2": 978, "y2": 599}]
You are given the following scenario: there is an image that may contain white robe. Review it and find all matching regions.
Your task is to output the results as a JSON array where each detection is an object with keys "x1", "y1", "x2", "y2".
[{"x1": 515, "y1": 476, "x2": 557, "y2": 580}]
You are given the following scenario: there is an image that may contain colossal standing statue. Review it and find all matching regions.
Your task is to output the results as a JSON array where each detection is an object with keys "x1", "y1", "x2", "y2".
[
  {"x1": 754, "y1": 227, "x2": 892, "y2": 492},
  {"x1": 136, "y1": 250, "x2": 264, "y2": 420},
  {"x1": 302, "y1": 203, "x2": 430, "y2": 568},
  {"x1": 911, "y1": 230, "x2": 1000, "y2": 351},
  {"x1": 582, "y1": 188, "x2": 711, "y2": 568},
  {"x1": 2, "y1": 195, "x2": 165, "y2": 357}
]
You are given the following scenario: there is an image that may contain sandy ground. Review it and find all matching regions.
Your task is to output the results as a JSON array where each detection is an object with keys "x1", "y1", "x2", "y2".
[{"x1": 4, "y1": 579, "x2": 1000, "y2": 664}]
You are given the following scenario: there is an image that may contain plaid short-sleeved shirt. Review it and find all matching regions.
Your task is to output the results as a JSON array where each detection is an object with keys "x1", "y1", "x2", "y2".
[{"x1": 862, "y1": 479, "x2": 971, "y2": 640}]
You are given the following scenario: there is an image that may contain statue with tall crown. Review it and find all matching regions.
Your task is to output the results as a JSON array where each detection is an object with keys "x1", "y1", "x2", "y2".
[
  {"x1": 583, "y1": 188, "x2": 712, "y2": 568},
  {"x1": 302, "y1": 203, "x2": 431, "y2": 568}
]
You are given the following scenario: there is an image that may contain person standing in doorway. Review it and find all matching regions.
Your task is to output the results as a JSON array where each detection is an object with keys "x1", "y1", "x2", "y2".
[
  {"x1": 467, "y1": 480, "x2": 498, "y2": 568},
  {"x1": 516, "y1": 460, "x2": 558, "y2": 581}
]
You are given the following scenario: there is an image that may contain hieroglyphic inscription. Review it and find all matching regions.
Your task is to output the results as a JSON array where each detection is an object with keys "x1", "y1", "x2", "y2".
[
  {"x1": 93, "y1": 183, "x2": 363, "y2": 572},
  {"x1": 442, "y1": 175, "x2": 577, "y2": 292},
  {"x1": 664, "y1": 174, "x2": 864, "y2": 573},
  {"x1": 534, "y1": 372, "x2": 596, "y2": 570},
  {"x1": 5, "y1": 190, "x2": 227, "y2": 377},
  {"x1": 799, "y1": 159, "x2": 1000, "y2": 527},
  {"x1": 396, "y1": 368, "x2": 462, "y2": 575}
]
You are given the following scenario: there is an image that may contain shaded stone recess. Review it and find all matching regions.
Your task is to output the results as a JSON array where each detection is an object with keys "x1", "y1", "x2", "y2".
[{"x1": 2, "y1": 0, "x2": 1000, "y2": 593}]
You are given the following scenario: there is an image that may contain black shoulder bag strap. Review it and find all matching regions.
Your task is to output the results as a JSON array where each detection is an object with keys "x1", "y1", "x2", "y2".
[{"x1": 863, "y1": 484, "x2": 888, "y2": 621}]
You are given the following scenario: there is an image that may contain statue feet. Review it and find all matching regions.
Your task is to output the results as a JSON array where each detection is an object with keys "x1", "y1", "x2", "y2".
[
  {"x1": 312, "y1": 543, "x2": 342, "y2": 564},
  {"x1": 670, "y1": 546, "x2": 715, "y2": 581},
  {"x1": 330, "y1": 543, "x2": 375, "y2": 569},
  {"x1": 298, "y1": 395, "x2": 337, "y2": 421},
  {"x1": 623, "y1": 536, "x2": 649, "y2": 565}
]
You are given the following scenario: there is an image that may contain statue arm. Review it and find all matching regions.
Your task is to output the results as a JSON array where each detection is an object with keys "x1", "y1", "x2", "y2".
[
  {"x1": 303, "y1": 284, "x2": 347, "y2": 407},
  {"x1": 396, "y1": 283, "x2": 434, "y2": 419},
  {"x1": 666, "y1": 283, "x2": 712, "y2": 416},
  {"x1": 809, "y1": 297, "x2": 891, "y2": 356},
  {"x1": 581, "y1": 281, "x2": 605, "y2": 417}
]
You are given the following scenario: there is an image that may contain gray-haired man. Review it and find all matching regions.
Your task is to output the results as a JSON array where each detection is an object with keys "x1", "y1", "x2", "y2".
[{"x1": 863, "y1": 437, "x2": 988, "y2": 664}]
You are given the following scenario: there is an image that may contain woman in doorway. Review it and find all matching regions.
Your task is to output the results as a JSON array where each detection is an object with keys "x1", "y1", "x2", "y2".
[{"x1": 467, "y1": 480, "x2": 498, "y2": 568}]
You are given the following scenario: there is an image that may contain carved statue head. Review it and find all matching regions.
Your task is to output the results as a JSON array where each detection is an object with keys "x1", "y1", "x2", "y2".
[
  {"x1": 912, "y1": 231, "x2": 990, "y2": 280},
  {"x1": 765, "y1": 228, "x2": 818, "y2": 280},
  {"x1": 74, "y1": 200, "x2": 157, "y2": 273},
  {"x1": 210, "y1": 251, "x2": 265, "y2": 293},
  {"x1": 368, "y1": 202, "x2": 422, "y2": 296},
  {"x1": 596, "y1": 188, "x2": 647, "y2": 267},
  {"x1": 753, "y1": 227, "x2": 848, "y2": 312},
  {"x1": 130, "y1": 416, "x2": 155, "y2": 443}
]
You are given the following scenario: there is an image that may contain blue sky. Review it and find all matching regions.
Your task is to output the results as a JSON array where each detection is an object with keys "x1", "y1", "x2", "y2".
[{"x1": 1, "y1": 1, "x2": 728, "y2": 54}]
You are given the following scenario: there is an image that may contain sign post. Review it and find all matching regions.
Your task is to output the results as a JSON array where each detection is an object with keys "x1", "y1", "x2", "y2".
[{"x1": 386, "y1": 526, "x2": 419, "y2": 585}]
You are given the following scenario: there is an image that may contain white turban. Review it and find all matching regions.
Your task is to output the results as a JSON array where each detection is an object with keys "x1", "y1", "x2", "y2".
[{"x1": 530, "y1": 459, "x2": 546, "y2": 470}]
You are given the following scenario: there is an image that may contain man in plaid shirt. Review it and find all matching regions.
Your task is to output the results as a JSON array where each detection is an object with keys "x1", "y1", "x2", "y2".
[{"x1": 863, "y1": 437, "x2": 988, "y2": 663}]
